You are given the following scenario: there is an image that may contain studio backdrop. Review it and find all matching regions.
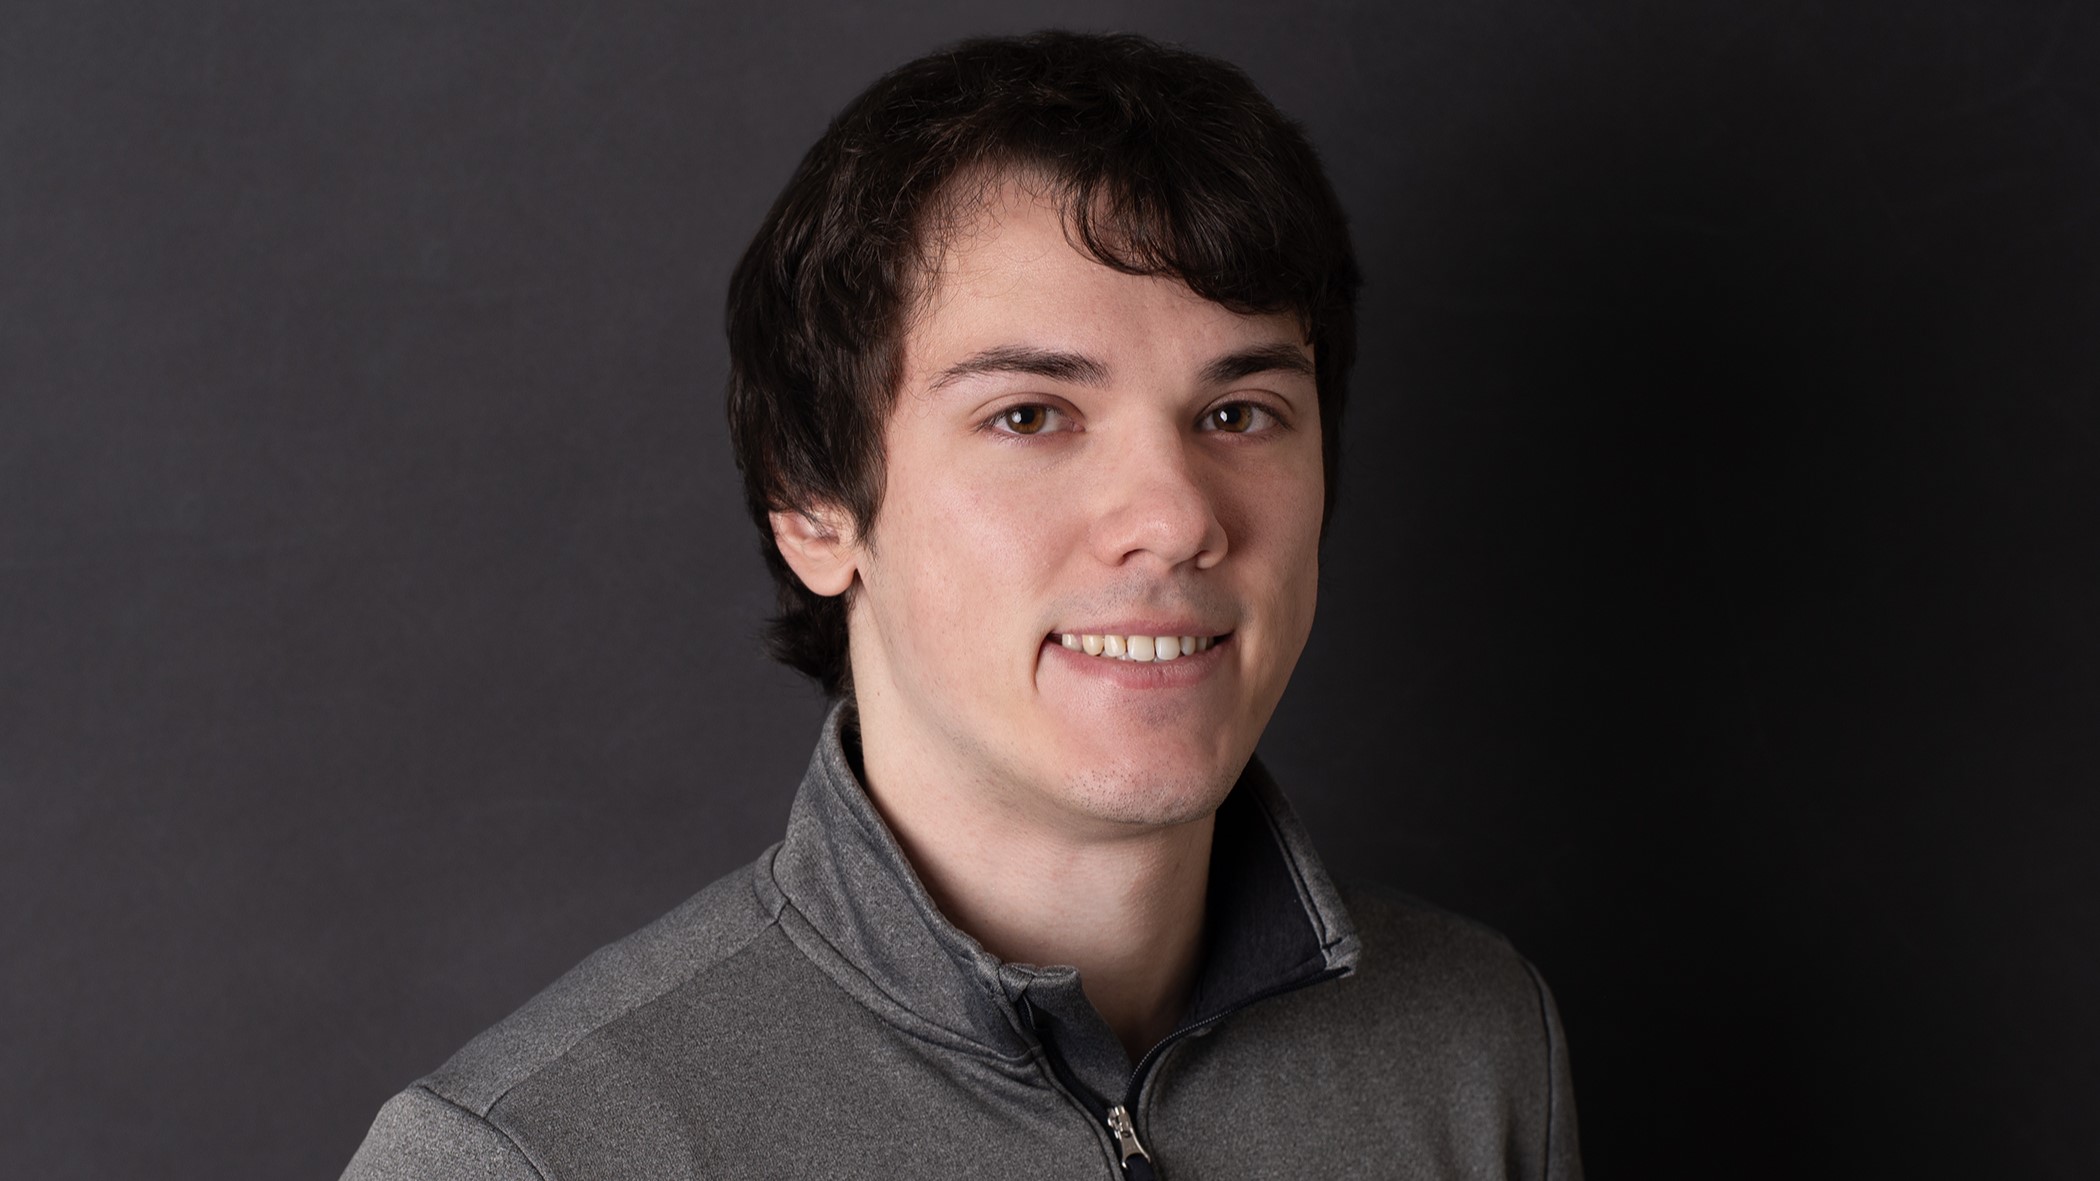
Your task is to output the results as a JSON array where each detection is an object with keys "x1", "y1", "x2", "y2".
[{"x1": 4, "y1": 1, "x2": 2096, "y2": 1177}]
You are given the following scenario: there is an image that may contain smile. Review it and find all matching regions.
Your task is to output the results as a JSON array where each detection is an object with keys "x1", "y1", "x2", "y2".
[{"x1": 1051, "y1": 632, "x2": 1223, "y2": 662}]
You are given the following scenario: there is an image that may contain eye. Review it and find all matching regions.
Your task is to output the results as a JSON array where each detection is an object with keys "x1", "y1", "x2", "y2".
[
  {"x1": 985, "y1": 403, "x2": 1071, "y2": 436},
  {"x1": 1201, "y1": 402, "x2": 1280, "y2": 434}
]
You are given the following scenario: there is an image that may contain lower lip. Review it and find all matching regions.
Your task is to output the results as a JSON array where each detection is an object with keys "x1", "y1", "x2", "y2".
[{"x1": 1038, "y1": 633, "x2": 1232, "y2": 689}]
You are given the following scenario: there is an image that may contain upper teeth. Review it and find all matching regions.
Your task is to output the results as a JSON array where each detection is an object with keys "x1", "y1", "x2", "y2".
[{"x1": 1056, "y1": 633, "x2": 1215, "y2": 662}]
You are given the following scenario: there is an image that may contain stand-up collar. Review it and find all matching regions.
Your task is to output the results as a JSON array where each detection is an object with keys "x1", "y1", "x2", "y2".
[{"x1": 759, "y1": 703, "x2": 1361, "y2": 1102}]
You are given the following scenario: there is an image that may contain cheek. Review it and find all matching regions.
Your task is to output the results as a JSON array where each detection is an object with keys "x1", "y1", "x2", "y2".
[
  {"x1": 878, "y1": 464, "x2": 1063, "y2": 634},
  {"x1": 1229, "y1": 456, "x2": 1325, "y2": 562},
  {"x1": 1228, "y1": 461, "x2": 1325, "y2": 657}
]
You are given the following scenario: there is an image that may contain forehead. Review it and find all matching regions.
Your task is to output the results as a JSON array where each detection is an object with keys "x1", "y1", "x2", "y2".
[{"x1": 900, "y1": 179, "x2": 1307, "y2": 385}]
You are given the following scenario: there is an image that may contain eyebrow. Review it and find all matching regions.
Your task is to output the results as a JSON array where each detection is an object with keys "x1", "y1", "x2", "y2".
[
  {"x1": 1199, "y1": 343, "x2": 1315, "y2": 386},
  {"x1": 929, "y1": 346, "x2": 1109, "y2": 392},
  {"x1": 928, "y1": 341, "x2": 1313, "y2": 393}
]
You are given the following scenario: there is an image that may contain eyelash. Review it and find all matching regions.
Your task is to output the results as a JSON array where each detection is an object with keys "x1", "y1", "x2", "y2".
[
  {"x1": 979, "y1": 400, "x2": 1286, "y2": 438},
  {"x1": 982, "y1": 403, "x2": 1074, "y2": 437},
  {"x1": 1199, "y1": 402, "x2": 1284, "y2": 434}
]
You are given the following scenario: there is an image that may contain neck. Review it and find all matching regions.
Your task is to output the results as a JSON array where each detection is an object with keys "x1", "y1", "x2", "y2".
[{"x1": 855, "y1": 723, "x2": 1213, "y2": 1063}]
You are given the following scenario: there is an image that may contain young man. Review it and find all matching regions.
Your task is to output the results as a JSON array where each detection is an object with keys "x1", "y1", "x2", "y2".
[{"x1": 345, "y1": 31, "x2": 1579, "y2": 1179}]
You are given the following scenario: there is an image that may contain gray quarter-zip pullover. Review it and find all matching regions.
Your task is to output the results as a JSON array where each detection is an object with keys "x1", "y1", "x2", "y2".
[{"x1": 343, "y1": 707, "x2": 1581, "y2": 1178}]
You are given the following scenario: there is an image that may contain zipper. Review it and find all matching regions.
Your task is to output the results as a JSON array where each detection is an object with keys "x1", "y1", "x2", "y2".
[
  {"x1": 1023, "y1": 966, "x2": 1345, "y2": 1178},
  {"x1": 1106, "y1": 1103, "x2": 1151, "y2": 1169}
]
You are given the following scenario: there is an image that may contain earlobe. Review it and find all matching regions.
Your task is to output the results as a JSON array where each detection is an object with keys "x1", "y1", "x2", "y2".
[{"x1": 769, "y1": 507, "x2": 860, "y2": 597}]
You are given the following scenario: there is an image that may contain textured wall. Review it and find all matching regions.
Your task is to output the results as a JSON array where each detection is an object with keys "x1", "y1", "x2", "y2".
[{"x1": 5, "y1": 1, "x2": 2095, "y2": 1176}]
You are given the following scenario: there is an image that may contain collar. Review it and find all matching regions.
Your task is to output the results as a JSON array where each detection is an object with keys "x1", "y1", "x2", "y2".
[{"x1": 758, "y1": 702, "x2": 1361, "y2": 1102}]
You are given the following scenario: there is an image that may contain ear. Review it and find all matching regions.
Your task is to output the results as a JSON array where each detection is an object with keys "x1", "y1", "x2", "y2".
[{"x1": 769, "y1": 506, "x2": 860, "y2": 597}]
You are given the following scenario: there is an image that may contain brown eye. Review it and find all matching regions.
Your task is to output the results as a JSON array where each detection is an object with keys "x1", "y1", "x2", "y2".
[
  {"x1": 999, "y1": 405, "x2": 1051, "y2": 434},
  {"x1": 1208, "y1": 403, "x2": 1259, "y2": 433}
]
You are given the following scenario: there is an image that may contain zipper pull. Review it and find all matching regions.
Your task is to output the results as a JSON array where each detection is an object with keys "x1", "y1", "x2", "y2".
[{"x1": 1105, "y1": 1104, "x2": 1152, "y2": 1169}]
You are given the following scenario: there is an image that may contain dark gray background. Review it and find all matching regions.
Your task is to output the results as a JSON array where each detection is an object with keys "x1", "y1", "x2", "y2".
[{"x1": 6, "y1": 1, "x2": 2096, "y2": 1176}]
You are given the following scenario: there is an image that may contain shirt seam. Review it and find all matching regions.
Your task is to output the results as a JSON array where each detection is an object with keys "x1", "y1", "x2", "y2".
[
  {"x1": 462, "y1": 905, "x2": 785, "y2": 1118},
  {"x1": 412, "y1": 1082, "x2": 552, "y2": 1181}
]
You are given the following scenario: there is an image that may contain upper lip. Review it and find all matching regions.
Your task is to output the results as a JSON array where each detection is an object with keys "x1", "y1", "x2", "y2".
[{"x1": 1048, "y1": 622, "x2": 1231, "y2": 637}]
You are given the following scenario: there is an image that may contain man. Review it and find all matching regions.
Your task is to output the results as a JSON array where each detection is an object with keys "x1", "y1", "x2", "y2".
[{"x1": 345, "y1": 30, "x2": 1579, "y2": 1179}]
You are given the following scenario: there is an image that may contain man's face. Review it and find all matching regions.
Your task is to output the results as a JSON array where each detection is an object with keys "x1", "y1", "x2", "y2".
[{"x1": 838, "y1": 183, "x2": 1325, "y2": 834}]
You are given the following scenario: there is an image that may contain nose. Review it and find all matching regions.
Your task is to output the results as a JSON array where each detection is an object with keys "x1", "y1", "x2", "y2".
[{"x1": 1086, "y1": 428, "x2": 1228, "y2": 571}]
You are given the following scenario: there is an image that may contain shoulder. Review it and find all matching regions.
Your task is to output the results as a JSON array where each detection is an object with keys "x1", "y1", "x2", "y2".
[
  {"x1": 1153, "y1": 883, "x2": 1581, "y2": 1177},
  {"x1": 419, "y1": 856, "x2": 784, "y2": 1116},
  {"x1": 1340, "y1": 880, "x2": 1550, "y2": 1000},
  {"x1": 1183, "y1": 881, "x2": 1577, "y2": 1170},
  {"x1": 1330, "y1": 879, "x2": 1562, "y2": 1046},
  {"x1": 341, "y1": 1085, "x2": 543, "y2": 1181},
  {"x1": 344, "y1": 852, "x2": 788, "y2": 1178},
  {"x1": 1233, "y1": 880, "x2": 1566, "y2": 1090},
  {"x1": 1322, "y1": 882, "x2": 1581, "y2": 1176}
]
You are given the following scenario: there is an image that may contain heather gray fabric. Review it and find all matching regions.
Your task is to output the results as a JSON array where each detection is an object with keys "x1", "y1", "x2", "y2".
[{"x1": 343, "y1": 706, "x2": 1582, "y2": 1179}]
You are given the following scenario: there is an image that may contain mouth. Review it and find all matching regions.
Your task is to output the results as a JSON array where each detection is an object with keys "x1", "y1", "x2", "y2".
[{"x1": 1046, "y1": 630, "x2": 1230, "y2": 663}]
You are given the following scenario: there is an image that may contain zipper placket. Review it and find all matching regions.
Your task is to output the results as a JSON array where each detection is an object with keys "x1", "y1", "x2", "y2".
[{"x1": 1025, "y1": 966, "x2": 1345, "y2": 1178}]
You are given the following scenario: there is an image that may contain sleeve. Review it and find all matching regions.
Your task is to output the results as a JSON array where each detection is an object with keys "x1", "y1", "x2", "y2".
[
  {"x1": 340, "y1": 1086, "x2": 545, "y2": 1181},
  {"x1": 1525, "y1": 959, "x2": 1584, "y2": 1181}
]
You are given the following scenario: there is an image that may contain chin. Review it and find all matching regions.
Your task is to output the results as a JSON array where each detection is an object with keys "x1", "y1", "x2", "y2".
[
  {"x1": 1052, "y1": 758, "x2": 1242, "y2": 829},
  {"x1": 1023, "y1": 709, "x2": 1257, "y2": 827}
]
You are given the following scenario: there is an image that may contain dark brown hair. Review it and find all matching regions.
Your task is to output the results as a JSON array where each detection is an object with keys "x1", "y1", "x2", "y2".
[{"x1": 726, "y1": 30, "x2": 1361, "y2": 696}]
